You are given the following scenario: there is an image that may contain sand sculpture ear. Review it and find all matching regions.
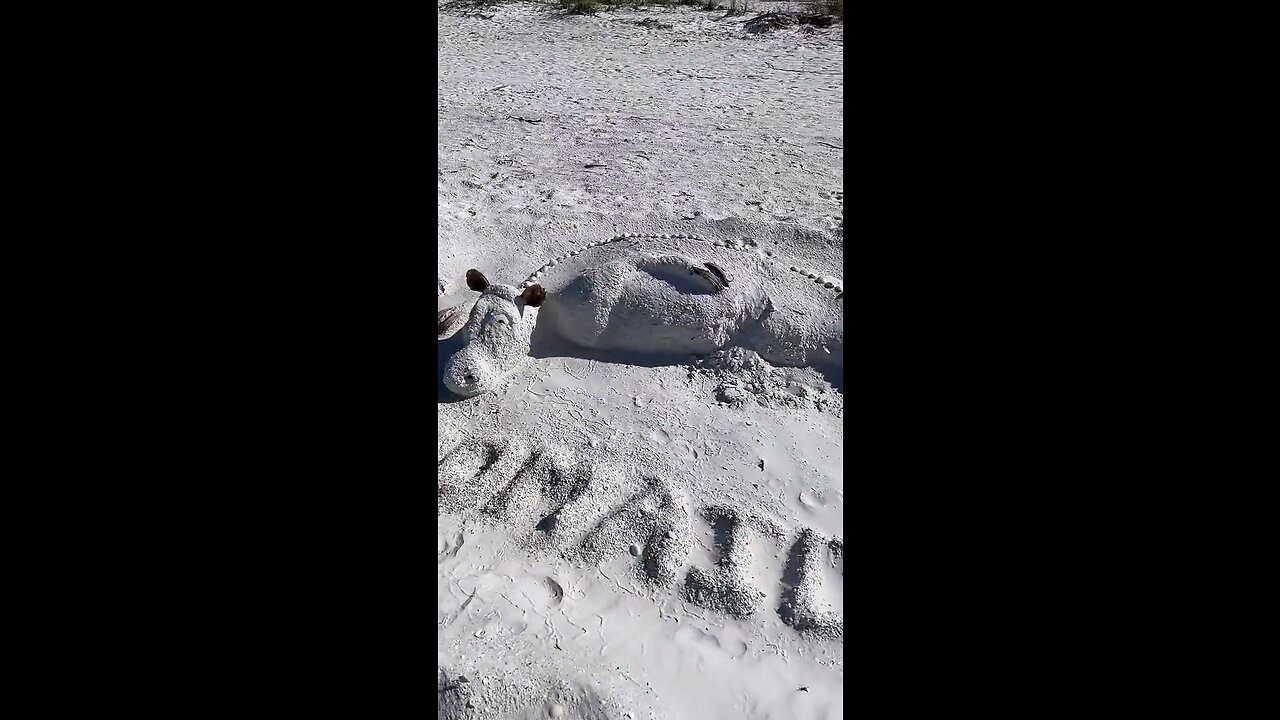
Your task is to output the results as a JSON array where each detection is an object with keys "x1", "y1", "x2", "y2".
[
  {"x1": 521, "y1": 284, "x2": 545, "y2": 308},
  {"x1": 466, "y1": 269, "x2": 489, "y2": 292}
]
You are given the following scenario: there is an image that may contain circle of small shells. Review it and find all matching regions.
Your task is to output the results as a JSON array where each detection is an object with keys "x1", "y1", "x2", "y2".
[{"x1": 521, "y1": 233, "x2": 844, "y2": 296}]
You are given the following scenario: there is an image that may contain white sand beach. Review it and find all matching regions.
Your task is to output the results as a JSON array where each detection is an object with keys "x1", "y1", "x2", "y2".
[{"x1": 439, "y1": 4, "x2": 843, "y2": 718}]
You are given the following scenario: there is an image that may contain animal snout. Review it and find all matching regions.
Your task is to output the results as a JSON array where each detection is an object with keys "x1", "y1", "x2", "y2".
[{"x1": 443, "y1": 352, "x2": 492, "y2": 398}]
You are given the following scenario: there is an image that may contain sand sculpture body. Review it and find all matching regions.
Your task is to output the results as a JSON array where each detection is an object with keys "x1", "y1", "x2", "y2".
[{"x1": 439, "y1": 233, "x2": 844, "y2": 398}]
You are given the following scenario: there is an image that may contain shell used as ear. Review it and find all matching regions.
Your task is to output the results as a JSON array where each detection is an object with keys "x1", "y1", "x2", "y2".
[
  {"x1": 520, "y1": 283, "x2": 546, "y2": 308},
  {"x1": 465, "y1": 269, "x2": 490, "y2": 292}
]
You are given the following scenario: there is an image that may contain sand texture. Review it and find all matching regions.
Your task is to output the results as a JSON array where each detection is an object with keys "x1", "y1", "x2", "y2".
[{"x1": 439, "y1": 4, "x2": 843, "y2": 718}]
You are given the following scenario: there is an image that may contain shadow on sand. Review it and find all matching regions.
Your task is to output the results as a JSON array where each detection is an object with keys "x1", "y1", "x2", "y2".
[
  {"x1": 529, "y1": 331, "x2": 844, "y2": 394},
  {"x1": 437, "y1": 336, "x2": 467, "y2": 404},
  {"x1": 439, "y1": 331, "x2": 842, "y2": 401}
]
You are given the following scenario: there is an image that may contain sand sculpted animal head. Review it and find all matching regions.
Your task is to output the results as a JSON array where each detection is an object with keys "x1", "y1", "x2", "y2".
[{"x1": 442, "y1": 269, "x2": 545, "y2": 398}]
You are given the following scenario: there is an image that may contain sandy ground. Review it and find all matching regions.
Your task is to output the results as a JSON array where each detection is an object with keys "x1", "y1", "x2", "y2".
[{"x1": 439, "y1": 4, "x2": 843, "y2": 718}]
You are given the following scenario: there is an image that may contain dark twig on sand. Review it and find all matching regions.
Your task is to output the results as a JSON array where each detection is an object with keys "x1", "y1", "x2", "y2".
[
  {"x1": 816, "y1": 141, "x2": 843, "y2": 149},
  {"x1": 507, "y1": 115, "x2": 543, "y2": 123},
  {"x1": 677, "y1": 69, "x2": 721, "y2": 80},
  {"x1": 765, "y1": 61, "x2": 839, "y2": 75}
]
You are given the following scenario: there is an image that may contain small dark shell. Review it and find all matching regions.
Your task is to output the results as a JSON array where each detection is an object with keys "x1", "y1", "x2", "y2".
[
  {"x1": 690, "y1": 266, "x2": 724, "y2": 292},
  {"x1": 690, "y1": 264, "x2": 729, "y2": 292},
  {"x1": 465, "y1": 269, "x2": 490, "y2": 292},
  {"x1": 703, "y1": 262, "x2": 732, "y2": 286},
  {"x1": 520, "y1": 284, "x2": 546, "y2": 307}
]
